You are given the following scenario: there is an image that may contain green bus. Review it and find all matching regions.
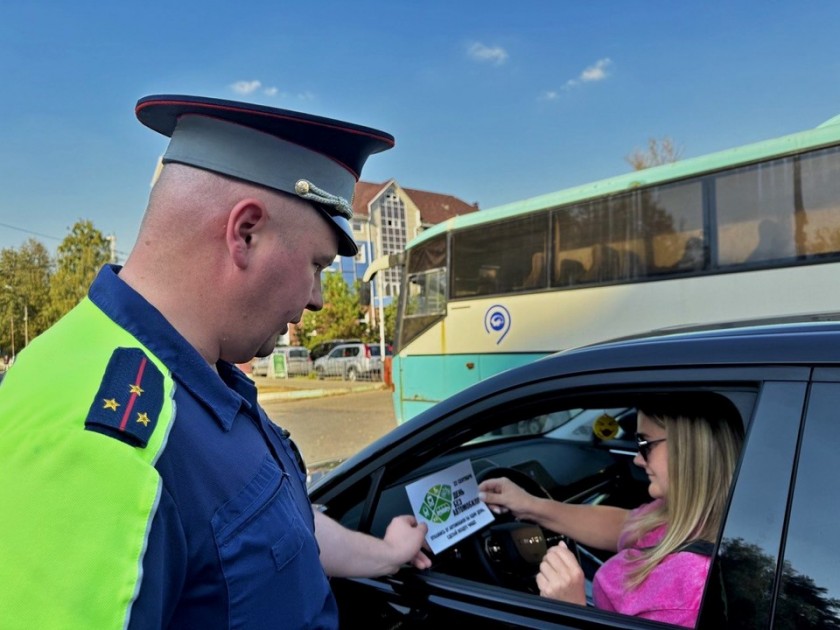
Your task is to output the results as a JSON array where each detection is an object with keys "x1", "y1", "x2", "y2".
[{"x1": 367, "y1": 114, "x2": 840, "y2": 424}]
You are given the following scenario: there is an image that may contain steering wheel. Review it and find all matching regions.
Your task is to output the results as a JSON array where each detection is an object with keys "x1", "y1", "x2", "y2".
[{"x1": 469, "y1": 466, "x2": 580, "y2": 592}]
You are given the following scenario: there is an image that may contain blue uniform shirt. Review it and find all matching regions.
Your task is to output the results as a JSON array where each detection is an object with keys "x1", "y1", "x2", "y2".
[{"x1": 88, "y1": 265, "x2": 338, "y2": 629}]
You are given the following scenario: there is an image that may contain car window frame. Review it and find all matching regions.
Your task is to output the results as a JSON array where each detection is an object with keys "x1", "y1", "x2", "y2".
[
  {"x1": 768, "y1": 379, "x2": 840, "y2": 627},
  {"x1": 698, "y1": 380, "x2": 808, "y2": 627},
  {"x1": 317, "y1": 364, "x2": 811, "y2": 629}
]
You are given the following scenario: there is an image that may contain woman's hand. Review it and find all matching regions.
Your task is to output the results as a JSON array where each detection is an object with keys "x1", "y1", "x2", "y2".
[
  {"x1": 478, "y1": 477, "x2": 537, "y2": 520},
  {"x1": 536, "y1": 542, "x2": 586, "y2": 605}
]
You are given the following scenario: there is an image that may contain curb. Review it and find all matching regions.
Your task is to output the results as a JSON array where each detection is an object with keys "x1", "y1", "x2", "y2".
[{"x1": 257, "y1": 382, "x2": 387, "y2": 403}]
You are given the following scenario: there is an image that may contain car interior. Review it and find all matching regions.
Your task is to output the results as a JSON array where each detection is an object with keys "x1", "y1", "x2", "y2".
[{"x1": 325, "y1": 386, "x2": 756, "y2": 610}]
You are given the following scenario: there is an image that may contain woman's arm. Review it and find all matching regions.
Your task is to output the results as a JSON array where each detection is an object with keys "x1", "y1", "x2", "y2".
[{"x1": 478, "y1": 477, "x2": 629, "y2": 551}]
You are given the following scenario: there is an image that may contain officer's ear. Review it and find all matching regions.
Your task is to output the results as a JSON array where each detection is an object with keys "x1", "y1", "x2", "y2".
[{"x1": 226, "y1": 198, "x2": 269, "y2": 268}]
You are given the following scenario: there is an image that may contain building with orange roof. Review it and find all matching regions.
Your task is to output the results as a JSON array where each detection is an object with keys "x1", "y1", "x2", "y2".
[{"x1": 332, "y1": 179, "x2": 479, "y2": 302}]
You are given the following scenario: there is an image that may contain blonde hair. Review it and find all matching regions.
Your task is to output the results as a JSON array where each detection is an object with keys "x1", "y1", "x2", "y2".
[{"x1": 622, "y1": 395, "x2": 744, "y2": 589}]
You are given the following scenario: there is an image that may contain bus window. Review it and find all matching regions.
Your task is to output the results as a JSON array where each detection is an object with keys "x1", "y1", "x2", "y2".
[
  {"x1": 398, "y1": 235, "x2": 448, "y2": 349},
  {"x1": 646, "y1": 181, "x2": 705, "y2": 272},
  {"x1": 407, "y1": 232, "x2": 446, "y2": 274},
  {"x1": 399, "y1": 267, "x2": 447, "y2": 349},
  {"x1": 451, "y1": 214, "x2": 548, "y2": 298},
  {"x1": 716, "y1": 147, "x2": 840, "y2": 267},
  {"x1": 551, "y1": 179, "x2": 704, "y2": 287},
  {"x1": 404, "y1": 268, "x2": 447, "y2": 317},
  {"x1": 797, "y1": 146, "x2": 840, "y2": 257},
  {"x1": 715, "y1": 157, "x2": 797, "y2": 266}
]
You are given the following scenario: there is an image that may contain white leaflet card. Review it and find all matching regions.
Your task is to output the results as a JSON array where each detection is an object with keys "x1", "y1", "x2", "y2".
[{"x1": 405, "y1": 459, "x2": 495, "y2": 555}]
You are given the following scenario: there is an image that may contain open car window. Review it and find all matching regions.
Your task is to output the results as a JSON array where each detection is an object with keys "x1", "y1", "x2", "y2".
[{"x1": 335, "y1": 384, "x2": 756, "y2": 628}]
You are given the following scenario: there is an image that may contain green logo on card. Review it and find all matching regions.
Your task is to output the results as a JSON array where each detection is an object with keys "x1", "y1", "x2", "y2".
[{"x1": 420, "y1": 484, "x2": 453, "y2": 523}]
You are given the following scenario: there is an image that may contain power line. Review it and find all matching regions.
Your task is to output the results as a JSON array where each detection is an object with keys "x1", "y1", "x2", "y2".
[
  {"x1": 0, "y1": 221, "x2": 63, "y2": 242},
  {"x1": 0, "y1": 221, "x2": 130, "y2": 261}
]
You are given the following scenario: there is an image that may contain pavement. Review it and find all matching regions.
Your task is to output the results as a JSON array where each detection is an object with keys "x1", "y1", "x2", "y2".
[{"x1": 249, "y1": 374, "x2": 390, "y2": 402}]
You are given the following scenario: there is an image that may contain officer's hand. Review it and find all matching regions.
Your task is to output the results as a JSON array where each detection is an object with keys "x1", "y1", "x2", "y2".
[{"x1": 383, "y1": 515, "x2": 432, "y2": 572}]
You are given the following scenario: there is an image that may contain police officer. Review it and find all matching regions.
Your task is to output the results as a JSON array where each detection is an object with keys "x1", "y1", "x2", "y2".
[{"x1": 0, "y1": 95, "x2": 430, "y2": 628}]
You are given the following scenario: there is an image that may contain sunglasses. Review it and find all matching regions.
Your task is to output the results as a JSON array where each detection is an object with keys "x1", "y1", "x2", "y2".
[{"x1": 635, "y1": 433, "x2": 667, "y2": 462}]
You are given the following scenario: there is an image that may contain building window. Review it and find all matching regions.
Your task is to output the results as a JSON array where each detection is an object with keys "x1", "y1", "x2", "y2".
[
  {"x1": 374, "y1": 186, "x2": 408, "y2": 297},
  {"x1": 355, "y1": 243, "x2": 367, "y2": 264}
]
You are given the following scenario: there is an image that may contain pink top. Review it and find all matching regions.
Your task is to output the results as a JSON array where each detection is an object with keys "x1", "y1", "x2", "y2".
[{"x1": 592, "y1": 501, "x2": 711, "y2": 628}]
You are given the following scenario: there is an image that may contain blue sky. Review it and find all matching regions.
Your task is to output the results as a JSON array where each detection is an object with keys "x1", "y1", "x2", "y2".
[{"x1": 2, "y1": 1, "x2": 839, "y2": 260}]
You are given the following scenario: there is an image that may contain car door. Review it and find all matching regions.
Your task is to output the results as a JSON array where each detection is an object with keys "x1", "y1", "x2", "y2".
[
  {"x1": 318, "y1": 364, "x2": 811, "y2": 629},
  {"x1": 763, "y1": 371, "x2": 840, "y2": 628},
  {"x1": 325, "y1": 347, "x2": 344, "y2": 377},
  {"x1": 342, "y1": 346, "x2": 360, "y2": 378},
  {"x1": 289, "y1": 348, "x2": 308, "y2": 375},
  {"x1": 698, "y1": 379, "x2": 809, "y2": 627},
  {"x1": 286, "y1": 349, "x2": 298, "y2": 375}
]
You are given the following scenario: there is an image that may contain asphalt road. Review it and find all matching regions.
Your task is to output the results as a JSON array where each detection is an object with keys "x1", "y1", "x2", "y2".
[{"x1": 260, "y1": 388, "x2": 399, "y2": 467}]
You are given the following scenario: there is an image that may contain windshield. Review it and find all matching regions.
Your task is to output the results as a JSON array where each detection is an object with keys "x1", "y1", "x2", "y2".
[{"x1": 470, "y1": 407, "x2": 635, "y2": 445}]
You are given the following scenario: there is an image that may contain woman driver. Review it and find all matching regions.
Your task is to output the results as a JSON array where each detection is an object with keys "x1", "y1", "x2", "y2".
[{"x1": 478, "y1": 394, "x2": 743, "y2": 627}]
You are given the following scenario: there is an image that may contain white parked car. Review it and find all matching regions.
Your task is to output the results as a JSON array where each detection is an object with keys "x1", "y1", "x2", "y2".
[
  {"x1": 313, "y1": 343, "x2": 392, "y2": 381},
  {"x1": 251, "y1": 346, "x2": 312, "y2": 377}
]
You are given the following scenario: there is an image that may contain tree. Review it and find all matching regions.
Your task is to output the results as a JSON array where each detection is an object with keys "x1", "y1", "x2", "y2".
[
  {"x1": 297, "y1": 272, "x2": 366, "y2": 349},
  {"x1": 720, "y1": 537, "x2": 840, "y2": 629},
  {"x1": 625, "y1": 136, "x2": 683, "y2": 171},
  {"x1": 383, "y1": 299, "x2": 398, "y2": 344},
  {"x1": 0, "y1": 239, "x2": 53, "y2": 357},
  {"x1": 357, "y1": 281, "x2": 399, "y2": 346},
  {"x1": 45, "y1": 220, "x2": 112, "y2": 323}
]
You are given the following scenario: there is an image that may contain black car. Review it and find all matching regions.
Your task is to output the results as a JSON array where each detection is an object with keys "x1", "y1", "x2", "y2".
[{"x1": 309, "y1": 318, "x2": 840, "y2": 628}]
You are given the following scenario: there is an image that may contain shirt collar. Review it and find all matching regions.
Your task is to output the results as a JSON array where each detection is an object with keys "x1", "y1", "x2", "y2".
[{"x1": 88, "y1": 264, "x2": 250, "y2": 431}]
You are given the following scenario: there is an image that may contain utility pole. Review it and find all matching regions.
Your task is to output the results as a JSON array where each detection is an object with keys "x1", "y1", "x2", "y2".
[
  {"x1": 3, "y1": 284, "x2": 17, "y2": 359},
  {"x1": 9, "y1": 313, "x2": 14, "y2": 361},
  {"x1": 365, "y1": 214, "x2": 387, "y2": 383},
  {"x1": 106, "y1": 234, "x2": 117, "y2": 264},
  {"x1": 374, "y1": 216, "x2": 387, "y2": 380}
]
